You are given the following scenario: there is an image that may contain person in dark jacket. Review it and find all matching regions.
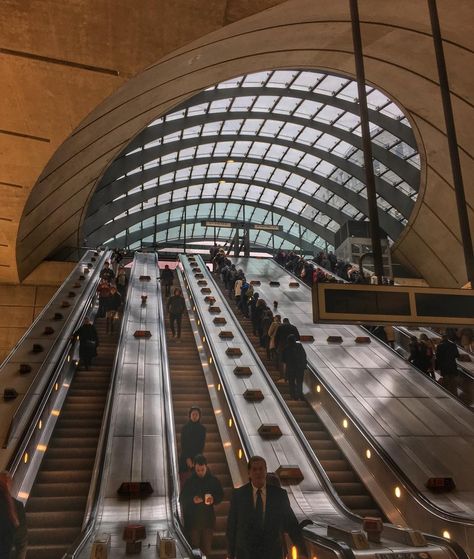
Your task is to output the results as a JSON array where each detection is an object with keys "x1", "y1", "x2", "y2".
[
  {"x1": 0, "y1": 472, "x2": 27, "y2": 559},
  {"x1": 104, "y1": 286, "x2": 122, "y2": 333},
  {"x1": 167, "y1": 287, "x2": 186, "y2": 339},
  {"x1": 180, "y1": 455, "x2": 224, "y2": 556},
  {"x1": 226, "y1": 456, "x2": 307, "y2": 559},
  {"x1": 274, "y1": 318, "x2": 300, "y2": 379},
  {"x1": 99, "y1": 261, "x2": 115, "y2": 283},
  {"x1": 161, "y1": 264, "x2": 174, "y2": 297},
  {"x1": 73, "y1": 317, "x2": 99, "y2": 370},
  {"x1": 179, "y1": 407, "x2": 207, "y2": 480},
  {"x1": 435, "y1": 334, "x2": 460, "y2": 395},
  {"x1": 282, "y1": 335, "x2": 307, "y2": 400}
]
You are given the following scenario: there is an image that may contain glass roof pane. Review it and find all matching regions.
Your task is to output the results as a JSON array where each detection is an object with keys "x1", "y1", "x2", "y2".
[{"x1": 90, "y1": 68, "x2": 420, "y2": 252}]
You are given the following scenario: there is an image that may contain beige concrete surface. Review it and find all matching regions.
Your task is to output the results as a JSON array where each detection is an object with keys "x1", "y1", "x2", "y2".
[
  {"x1": 0, "y1": 0, "x2": 472, "y2": 287},
  {"x1": 0, "y1": 261, "x2": 72, "y2": 363}
]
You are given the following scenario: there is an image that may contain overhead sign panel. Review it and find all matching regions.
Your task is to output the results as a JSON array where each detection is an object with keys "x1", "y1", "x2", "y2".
[
  {"x1": 312, "y1": 284, "x2": 474, "y2": 326},
  {"x1": 201, "y1": 220, "x2": 282, "y2": 231}
]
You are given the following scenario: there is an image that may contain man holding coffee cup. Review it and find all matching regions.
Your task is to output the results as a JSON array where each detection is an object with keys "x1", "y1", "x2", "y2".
[{"x1": 179, "y1": 454, "x2": 224, "y2": 556}]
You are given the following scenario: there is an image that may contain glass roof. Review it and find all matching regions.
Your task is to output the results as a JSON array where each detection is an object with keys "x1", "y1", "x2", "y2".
[{"x1": 84, "y1": 69, "x2": 420, "y2": 253}]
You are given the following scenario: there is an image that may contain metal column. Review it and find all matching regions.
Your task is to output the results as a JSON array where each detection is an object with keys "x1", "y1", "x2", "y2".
[
  {"x1": 428, "y1": 0, "x2": 474, "y2": 287},
  {"x1": 349, "y1": 0, "x2": 384, "y2": 281}
]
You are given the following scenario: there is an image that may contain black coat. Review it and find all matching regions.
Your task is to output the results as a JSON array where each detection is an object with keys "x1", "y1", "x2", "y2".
[
  {"x1": 103, "y1": 292, "x2": 122, "y2": 312},
  {"x1": 167, "y1": 295, "x2": 186, "y2": 315},
  {"x1": 73, "y1": 324, "x2": 99, "y2": 359},
  {"x1": 435, "y1": 340, "x2": 459, "y2": 376},
  {"x1": 161, "y1": 268, "x2": 174, "y2": 285},
  {"x1": 226, "y1": 483, "x2": 306, "y2": 559},
  {"x1": 274, "y1": 323, "x2": 300, "y2": 352},
  {"x1": 0, "y1": 499, "x2": 15, "y2": 559},
  {"x1": 282, "y1": 342, "x2": 307, "y2": 373},
  {"x1": 180, "y1": 470, "x2": 224, "y2": 530},
  {"x1": 179, "y1": 420, "x2": 206, "y2": 472}
]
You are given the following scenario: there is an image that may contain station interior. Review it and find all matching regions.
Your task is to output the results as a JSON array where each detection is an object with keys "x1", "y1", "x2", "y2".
[{"x1": 0, "y1": 2, "x2": 473, "y2": 559}]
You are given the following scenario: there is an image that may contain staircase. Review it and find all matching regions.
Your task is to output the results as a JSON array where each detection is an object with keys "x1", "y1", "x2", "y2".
[
  {"x1": 214, "y1": 275, "x2": 385, "y2": 519},
  {"x1": 25, "y1": 317, "x2": 118, "y2": 559},
  {"x1": 163, "y1": 277, "x2": 232, "y2": 559}
]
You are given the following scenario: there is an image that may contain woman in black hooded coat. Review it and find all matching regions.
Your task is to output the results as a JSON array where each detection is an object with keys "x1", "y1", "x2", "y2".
[{"x1": 179, "y1": 407, "x2": 207, "y2": 480}]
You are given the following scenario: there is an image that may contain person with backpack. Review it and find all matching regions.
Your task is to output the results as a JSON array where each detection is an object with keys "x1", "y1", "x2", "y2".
[{"x1": 282, "y1": 334, "x2": 307, "y2": 400}]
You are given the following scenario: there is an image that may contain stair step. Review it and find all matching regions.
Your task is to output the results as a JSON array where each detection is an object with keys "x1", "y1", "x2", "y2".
[
  {"x1": 28, "y1": 526, "x2": 80, "y2": 546},
  {"x1": 31, "y1": 480, "x2": 89, "y2": 497},
  {"x1": 27, "y1": 493, "x2": 88, "y2": 509},
  {"x1": 26, "y1": 509, "x2": 84, "y2": 527},
  {"x1": 36, "y1": 470, "x2": 92, "y2": 484}
]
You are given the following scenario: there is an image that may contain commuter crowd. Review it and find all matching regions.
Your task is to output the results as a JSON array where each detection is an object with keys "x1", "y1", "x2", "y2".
[
  {"x1": 275, "y1": 249, "x2": 395, "y2": 286},
  {"x1": 72, "y1": 257, "x2": 128, "y2": 371},
  {"x1": 177, "y1": 405, "x2": 308, "y2": 559}
]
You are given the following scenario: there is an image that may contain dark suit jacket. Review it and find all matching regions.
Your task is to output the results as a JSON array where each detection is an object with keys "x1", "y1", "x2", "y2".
[{"x1": 226, "y1": 483, "x2": 306, "y2": 559}]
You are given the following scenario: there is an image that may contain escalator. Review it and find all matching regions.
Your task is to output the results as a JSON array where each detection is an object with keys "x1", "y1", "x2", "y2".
[
  {"x1": 214, "y1": 275, "x2": 384, "y2": 520},
  {"x1": 25, "y1": 317, "x2": 118, "y2": 559},
  {"x1": 162, "y1": 273, "x2": 232, "y2": 559}
]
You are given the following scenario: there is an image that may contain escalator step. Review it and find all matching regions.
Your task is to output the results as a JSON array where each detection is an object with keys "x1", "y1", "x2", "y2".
[
  {"x1": 36, "y1": 470, "x2": 92, "y2": 484},
  {"x1": 26, "y1": 509, "x2": 84, "y2": 527},
  {"x1": 31, "y1": 480, "x2": 89, "y2": 497},
  {"x1": 28, "y1": 526, "x2": 80, "y2": 546},
  {"x1": 27, "y1": 493, "x2": 88, "y2": 509},
  {"x1": 26, "y1": 544, "x2": 69, "y2": 559},
  {"x1": 40, "y1": 458, "x2": 96, "y2": 471}
]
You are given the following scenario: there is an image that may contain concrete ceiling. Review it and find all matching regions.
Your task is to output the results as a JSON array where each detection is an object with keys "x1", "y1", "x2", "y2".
[{"x1": 1, "y1": 0, "x2": 473, "y2": 286}]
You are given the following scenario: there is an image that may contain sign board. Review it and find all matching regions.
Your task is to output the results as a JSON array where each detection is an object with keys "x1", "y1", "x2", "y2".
[
  {"x1": 312, "y1": 284, "x2": 474, "y2": 326},
  {"x1": 201, "y1": 220, "x2": 282, "y2": 231}
]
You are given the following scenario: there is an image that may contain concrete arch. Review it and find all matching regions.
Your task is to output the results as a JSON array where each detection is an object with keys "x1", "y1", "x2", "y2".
[{"x1": 14, "y1": 0, "x2": 474, "y2": 286}]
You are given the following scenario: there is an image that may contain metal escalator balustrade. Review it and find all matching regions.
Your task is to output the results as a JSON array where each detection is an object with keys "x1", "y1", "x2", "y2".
[
  {"x1": 305, "y1": 258, "x2": 474, "y2": 408},
  {"x1": 1, "y1": 249, "x2": 110, "y2": 463},
  {"x1": 24, "y1": 316, "x2": 121, "y2": 559},
  {"x1": 212, "y1": 271, "x2": 385, "y2": 520},
  {"x1": 230, "y1": 256, "x2": 474, "y2": 554},
  {"x1": 181, "y1": 254, "x2": 466, "y2": 559}
]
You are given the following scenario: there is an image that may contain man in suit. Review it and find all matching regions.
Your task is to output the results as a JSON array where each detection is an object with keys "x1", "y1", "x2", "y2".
[{"x1": 226, "y1": 456, "x2": 308, "y2": 559}]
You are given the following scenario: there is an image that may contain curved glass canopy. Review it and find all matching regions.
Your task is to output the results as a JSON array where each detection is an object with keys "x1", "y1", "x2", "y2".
[{"x1": 84, "y1": 69, "x2": 420, "y2": 254}]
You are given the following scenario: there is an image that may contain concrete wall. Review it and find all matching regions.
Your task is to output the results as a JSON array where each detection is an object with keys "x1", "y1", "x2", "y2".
[{"x1": 0, "y1": 261, "x2": 74, "y2": 362}]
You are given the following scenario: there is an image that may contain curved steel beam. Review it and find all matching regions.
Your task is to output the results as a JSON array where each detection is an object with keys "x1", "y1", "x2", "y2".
[
  {"x1": 100, "y1": 111, "x2": 419, "y2": 188},
  {"x1": 84, "y1": 177, "x2": 349, "y2": 233},
  {"x1": 86, "y1": 197, "x2": 334, "y2": 246},
  {"x1": 166, "y1": 86, "x2": 417, "y2": 148},
  {"x1": 107, "y1": 220, "x2": 318, "y2": 253},
  {"x1": 96, "y1": 133, "x2": 414, "y2": 217},
  {"x1": 87, "y1": 155, "x2": 404, "y2": 240}
]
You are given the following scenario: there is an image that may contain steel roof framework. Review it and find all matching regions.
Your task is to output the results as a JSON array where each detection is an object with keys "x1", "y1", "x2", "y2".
[{"x1": 84, "y1": 69, "x2": 420, "y2": 253}]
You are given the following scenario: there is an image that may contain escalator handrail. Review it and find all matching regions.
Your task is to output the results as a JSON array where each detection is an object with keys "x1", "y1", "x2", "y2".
[
  {"x1": 274, "y1": 259, "x2": 474, "y2": 526},
  {"x1": 0, "y1": 249, "x2": 100, "y2": 371},
  {"x1": 196, "y1": 255, "x2": 363, "y2": 523},
  {"x1": 4, "y1": 249, "x2": 110, "y2": 449},
  {"x1": 178, "y1": 256, "x2": 252, "y2": 463},
  {"x1": 156, "y1": 254, "x2": 196, "y2": 557},
  {"x1": 64, "y1": 255, "x2": 138, "y2": 558},
  {"x1": 7, "y1": 255, "x2": 109, "y2": 473}
]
